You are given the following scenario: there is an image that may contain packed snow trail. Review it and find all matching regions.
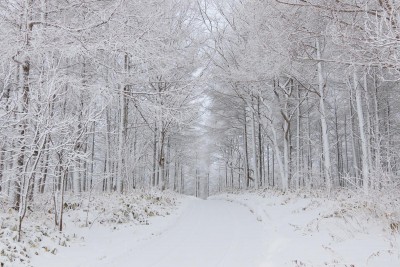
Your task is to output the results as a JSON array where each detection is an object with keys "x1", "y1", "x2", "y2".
[
  {"x1": 31, "y1": 199, "x2": 266, "y2": 267},
  {"x1": 102, "y1": 199, "x2": 265, "y2": 267}
]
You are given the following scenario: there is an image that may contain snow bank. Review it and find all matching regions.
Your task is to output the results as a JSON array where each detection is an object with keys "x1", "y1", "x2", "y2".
[
  {"x1": 211, "y1": 189, "x2": 400, "y2": 267},
  {"x1": 0, "y1": 190, "x2": 182, "y2": 267}
]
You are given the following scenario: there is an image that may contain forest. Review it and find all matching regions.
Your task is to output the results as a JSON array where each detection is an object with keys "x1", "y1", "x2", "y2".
[{"x1": 1, "y1": 0, "x2": 400, "y2": 266}]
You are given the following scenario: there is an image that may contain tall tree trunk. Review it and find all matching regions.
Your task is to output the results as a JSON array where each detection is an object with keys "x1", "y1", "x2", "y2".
[
  {"x1": 296, "y1": 84, "x2": 301, "y2": 189},
  {"x1": 283, "y1": 115, "x2": 290, "y2": 190},
  {"x1": 105, "y1": 108, "x2": 112, "y2": 192},
  {"x1": 117, "y1": 86, "x2": 124, "y2": 192},
  {"x1": 344, "y1": 114, "x2": 349, "y2": 181},
  {"x1": 350, "y1": 90, "x2": 359, "y2": 181},
  {"x1": 306, "y1": 94, "x2": 313, "y2": 188},
  {"x1": 58, "y1": 167, "x2": 68, "y2": 232},
  {"x1": 89, "y1": 122, "x2": 96, "y2": 190},
  {"x1": 159, "y1": 131, "x2": 165, "y2": 191},
  {"x1": 316, "y1": 38, "x2": 332, "y2": 195},
  {"x1": 152, "y1": 122, "x2": 158, "y2": 187},
  {"x1": 354, "y1": 68, "x2": 369, "y2": 195},
  {"x1": 363, "y1": 74, "x2": 374, "y2": 176},
  {"x1": 243, "y1": 107, "x2": 250, "y2": 188},
  {"x1": 334, "y1": 95, "x2": 342, "y2": 186},
  {"x1": 373, "y1": 69, "x2": 381, "y2": 188},
  {"x1": 250, "y1": 108, "x2": 259, "y2": 189},
  {"x1": 386, "y1": 96, "x2": 391, "y2": 173},
  {"x1": 258, "y1": 97, "x2": 263, "y2": 187}
]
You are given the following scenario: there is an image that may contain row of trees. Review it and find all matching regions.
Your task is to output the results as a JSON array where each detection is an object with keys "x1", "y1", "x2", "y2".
[
  {"x1": 2, "y1": 0, "x2": 400, "y2": 239},
  {"x1": 204, "y1": 0, "x2": 400, "y2": 195},
  {"x1": 0, "y1": 0, "x2": 207, "y2": 238}
]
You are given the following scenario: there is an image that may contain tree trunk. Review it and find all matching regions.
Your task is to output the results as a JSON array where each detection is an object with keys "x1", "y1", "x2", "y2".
[
  {"x1": 373, "y1": 69, "x2": 381, "y2": 188},
  {"x1": 296, "y1": 84, "x2": 301, "y2": 189},
  {"x1": 349, "y1": 90, "x2": 359, "y2": 181},
  {"x1": 152, "y1": 122, "x2": 158, "y2": 187},
  {"x1": 258, "y1": 97, "x2": 263, "y2": 187},
  {"x1": 250, "y1": 108, "x2": 259, "y2": 189},
  {"x1": 316, "y1": 38, "x2": 332, "y2": 195},
  {"x1": 243, "y1": 107, "x2": 250, "y2": 188},
  {"x1": 354, "y1": 68, "x2": 369, "y2": 195}
]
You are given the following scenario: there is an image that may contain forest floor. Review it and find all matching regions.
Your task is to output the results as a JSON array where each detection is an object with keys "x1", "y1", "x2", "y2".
[
  {"x1": 212, "y1": 189, "x2": 400, "y2": 267},
  {"x1": 30, "y1": 198, "x2": 265, "y2": 267},
  {"x1": 0, "y1": 190, "x2": 181, "y2": 267},
  {"x1": 1, "y1": 189, "x2": 400, "y2": 267}
]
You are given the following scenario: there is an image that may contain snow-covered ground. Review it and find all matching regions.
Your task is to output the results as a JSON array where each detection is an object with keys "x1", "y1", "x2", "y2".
[
  {"x1": 2, "y1": 189, "x2": 399, "y2": 267},
  {"x1": 211, "y1": 189, "x2": 400, "y2": 267},
  {"x1": 31, "y1": 197, "x2": 265, "y2": 267},
  {"x1": 0, "y1": 190, "x2": 182, "y2": 267}
]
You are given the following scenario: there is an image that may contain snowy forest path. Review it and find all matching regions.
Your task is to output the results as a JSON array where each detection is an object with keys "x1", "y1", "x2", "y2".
[
  {"x1": 32, "y1": 198, "x2": 266, "y2": 267},
  {"x1": 101, "y1": 199, "x2": 266, "y2": 267}
]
